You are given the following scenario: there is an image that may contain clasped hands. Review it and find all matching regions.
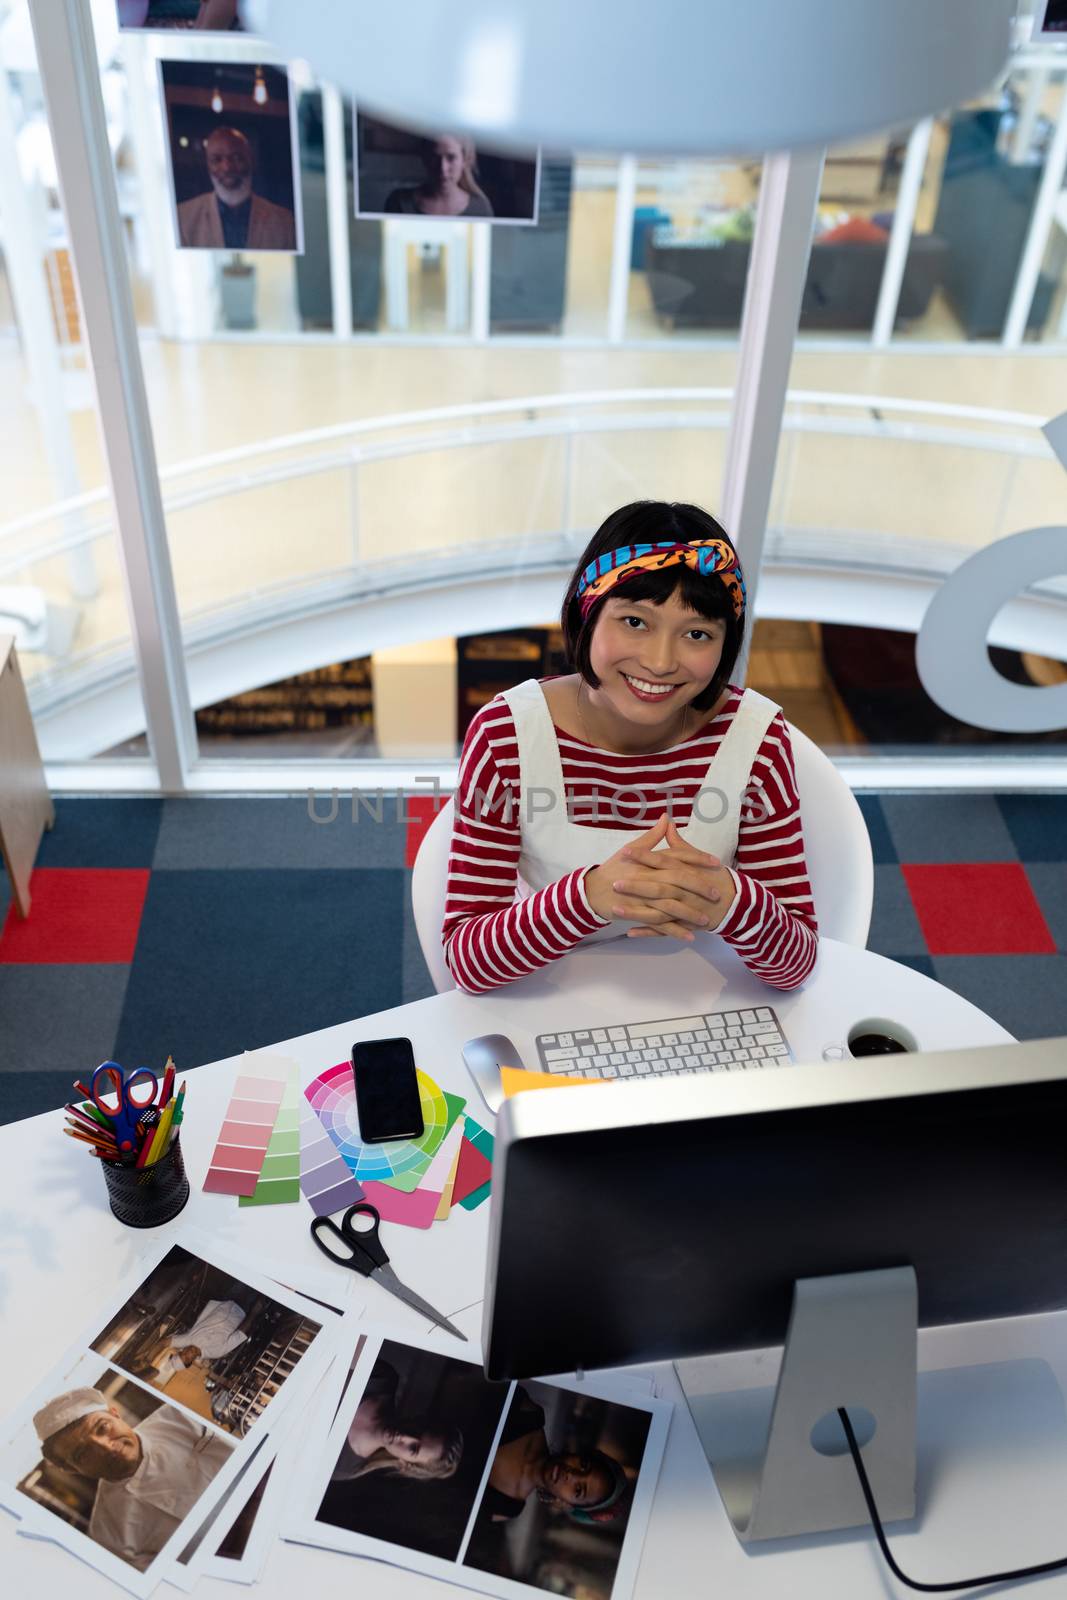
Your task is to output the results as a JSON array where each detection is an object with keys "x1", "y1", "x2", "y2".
[{"x1": 584, "y1": 813, "x2": 736, "y2": 941}]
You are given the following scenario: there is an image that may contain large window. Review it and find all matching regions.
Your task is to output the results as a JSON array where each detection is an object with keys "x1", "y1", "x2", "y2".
[{"x1": 3, "y1": 2, "x2": 1064, "y2": 778}]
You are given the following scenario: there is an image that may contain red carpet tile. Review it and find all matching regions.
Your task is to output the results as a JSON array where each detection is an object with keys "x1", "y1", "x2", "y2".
[
  {"x1": 404, "y1": 796, "x2": 448, "y2": 869},
  {"x1": 902, "y1": 863, "x2": 1056, "y2": 956},
  {"x1": 0, "y1": 869, "x2": 150, "y2": 964}
]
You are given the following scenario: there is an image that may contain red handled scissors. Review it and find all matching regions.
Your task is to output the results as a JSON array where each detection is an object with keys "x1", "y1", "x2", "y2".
[{"x1": 89, "y1": 1061, "x2": 158, "y2": 1152}]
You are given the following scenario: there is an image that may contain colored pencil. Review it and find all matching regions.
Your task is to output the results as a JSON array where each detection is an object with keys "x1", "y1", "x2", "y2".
[
  {"x1": 160, "y1": 1057, "x2": 175, "y2": 1108},
  {"x1": 73, "y1": 1079, "x2": 95, "y2": 1101},
  {"x1": 64, "y1": 1127, "x2": 118, "y2": 1152},
  {"x1": 170, "y1": 1082, "x2": 187, "y2": 1126},
  {"x1": 66, "y1": 1116, "x2": 118, "y2": 1147},
  {"x1": 78, "y1": 1100, "x2": 112, "y2": 1129},
  {"x1": 142, "y1": 1102, "x2": 176, "y2": 1168}
]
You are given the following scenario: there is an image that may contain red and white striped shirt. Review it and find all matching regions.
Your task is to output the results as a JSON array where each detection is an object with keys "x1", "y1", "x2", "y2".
[{"x1": 442, "y1": 684, "x2": 819, "y2": 994}]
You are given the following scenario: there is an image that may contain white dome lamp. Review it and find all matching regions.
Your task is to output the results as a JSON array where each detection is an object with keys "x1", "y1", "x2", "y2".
[{"x1": 254, "y1": 0, "x2": 1015, "y2": 154}]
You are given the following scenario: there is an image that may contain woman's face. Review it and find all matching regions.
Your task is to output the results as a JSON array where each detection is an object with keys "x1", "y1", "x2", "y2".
[
  {"x1": 542, "y1": 1452, "x2": 614, "y2": 1510},
  {"x1": 426, "y1": 137, "x2": 466, "y2": 189},
  {"x1": 586, "y1": 590, "x2": 727, "y2": 733},
  {"x1": 384, "y1": 1426, "x2": 448, "y2": 1469}
]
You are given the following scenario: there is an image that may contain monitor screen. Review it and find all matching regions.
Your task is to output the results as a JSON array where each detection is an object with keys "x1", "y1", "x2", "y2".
[
  {"x1": 1038, "y1": 1, "x2": 1067, "y2": 33},
  {"x1": 482, "y1": 1040, "x2": 1067, "y2": 1381}
]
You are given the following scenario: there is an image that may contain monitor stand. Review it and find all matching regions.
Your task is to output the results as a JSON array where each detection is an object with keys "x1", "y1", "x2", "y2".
[{"x1": 674, "y1": 1266, "x2": 917, "y2": 1542}]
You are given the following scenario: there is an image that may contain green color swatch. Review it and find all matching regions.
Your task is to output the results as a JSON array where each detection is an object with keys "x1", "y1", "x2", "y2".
[{"x1": 240, "y1": 1067, "x2": 301, "y2": 1206}]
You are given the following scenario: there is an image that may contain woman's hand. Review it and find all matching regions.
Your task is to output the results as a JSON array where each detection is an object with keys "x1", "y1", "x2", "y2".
[
  {"x1": 585, "y1": 816, "x2": 731, "y2": 941},
  {"x1": 618, "y1": 818, "x2": 736, "y2": 940}
]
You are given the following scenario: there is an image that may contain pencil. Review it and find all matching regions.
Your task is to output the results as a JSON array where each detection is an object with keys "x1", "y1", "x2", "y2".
[
  {"x1": 160, "y1": 1057, "x2": 175, "y2": 1108},
  {"x1": 66, "y1": 1117, "x2": 118, "y2": 1148},
  {"x1": 142, "y1": 1101, "x2": 176, "y2": 1168},
  {"x1": 64, "y1": 1127, "x2": 118, "y2": 1153}
]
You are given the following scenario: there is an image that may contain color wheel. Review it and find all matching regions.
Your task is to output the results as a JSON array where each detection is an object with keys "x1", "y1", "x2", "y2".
[{"x1": 304, "y1": 1062, "x2": 453, "y2": 1182}]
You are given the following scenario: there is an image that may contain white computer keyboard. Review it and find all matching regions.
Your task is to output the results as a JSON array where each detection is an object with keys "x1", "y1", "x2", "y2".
[{"x1": 535, "y1": 1008, "x2": 793, "y2": 1079}]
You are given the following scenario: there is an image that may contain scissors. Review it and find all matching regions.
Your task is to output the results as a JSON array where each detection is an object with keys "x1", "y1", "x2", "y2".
[
  {"x1": 310, "y1": 1203, "x2": 468, "y2": 1343},
  {"x1": 89, "y1": 1061, "x2": 158, "y2": 1152}
]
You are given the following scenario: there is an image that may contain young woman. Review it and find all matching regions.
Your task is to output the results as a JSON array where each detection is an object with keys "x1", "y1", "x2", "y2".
[
  {"x1": 384, "y1": 134, "x2": 493, "y2": 217},
  {"x1": 442, "y1": 500, "x2": 818, "y2": 992},
  {"x1": 330, "y1": 1360, "x2": 464, "y2": 1484}
]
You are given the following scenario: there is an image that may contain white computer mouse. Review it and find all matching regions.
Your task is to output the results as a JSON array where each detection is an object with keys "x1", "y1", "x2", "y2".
[{"x1": 461, "y1": 1034, "x2": 528, "y2": 1114}]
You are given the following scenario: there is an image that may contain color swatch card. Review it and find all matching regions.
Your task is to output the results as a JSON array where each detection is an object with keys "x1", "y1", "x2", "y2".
[
  {"x1": 299, "y1": 1106, "x2": 365, "y2": 1217},
  {"x1": 456, "y1": 1114, "x2": 494, "y2": 1212},
  {"x1": 203, "y1": 1053, "x2": 290, "y2": 1197},
  {"x1": 240, "y1": 1064, "x2": 301, "y2": 1207},
  {"x1": 362, "y1": 1116, "x2": 467, "y2": 1231},
  {"x1": 305, "y1": 1064, "x2": 461, "y2": 1184}
]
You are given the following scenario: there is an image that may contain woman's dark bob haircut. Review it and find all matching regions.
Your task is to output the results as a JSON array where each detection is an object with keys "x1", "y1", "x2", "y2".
[{"x1": 561, "y1": 501, "x2": 745, "y2": 713}]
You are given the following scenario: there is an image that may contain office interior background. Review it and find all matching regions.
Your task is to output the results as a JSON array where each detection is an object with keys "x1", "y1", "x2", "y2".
[{"x1": 0, "y1": 0, "x2": 1063, "y2": 792}]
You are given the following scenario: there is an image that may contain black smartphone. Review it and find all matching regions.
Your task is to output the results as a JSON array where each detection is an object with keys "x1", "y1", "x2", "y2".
[{"x1": 351, "y1": 1037, "x2": 424, "y2": 1144}]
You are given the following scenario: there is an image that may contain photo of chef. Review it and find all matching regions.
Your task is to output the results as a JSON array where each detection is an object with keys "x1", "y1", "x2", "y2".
[
  {"x1": 117, "y1": 1, "x2": 247, "y2": 29},
  {"x1": 355, "y1": 111, "x2": 540, "y2": 225},
  {"x1": 89, "y1": 1244, "x2": 322, "y2": 1437},
  {"x1": 463, "y1": 1380, "x2": 652, "y2": 1600},
  {"x1": 10, "y1": 1363, "x2": 233, "y2": 1575},
  {"x1": 160, "y1": 61, "x2": 302, "y2": 252}
]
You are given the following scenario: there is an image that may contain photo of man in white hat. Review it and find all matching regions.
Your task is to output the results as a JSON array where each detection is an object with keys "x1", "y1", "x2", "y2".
[{"x1": 33, "y1": 1386, "x2": 231, "y2": 1572}]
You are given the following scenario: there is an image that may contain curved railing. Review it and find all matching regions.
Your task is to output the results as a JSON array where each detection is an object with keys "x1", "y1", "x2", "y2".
[{"x1": 2, "y1": 387, "x2": 1060, "y2": 736}]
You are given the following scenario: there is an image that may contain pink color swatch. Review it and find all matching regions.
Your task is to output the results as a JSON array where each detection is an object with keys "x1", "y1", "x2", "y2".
[
  {"x1": 203, "y1": 1059, "x2": 287, "y2": 1197},
  {"x1": 361, "y1": 1181, "x2": 443, "y2": 1231}
]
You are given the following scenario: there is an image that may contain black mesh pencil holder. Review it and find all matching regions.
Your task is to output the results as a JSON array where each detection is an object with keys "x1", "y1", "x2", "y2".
[{"x1": 101, "y1": 1136, "x2": 190, "y2": 1228}]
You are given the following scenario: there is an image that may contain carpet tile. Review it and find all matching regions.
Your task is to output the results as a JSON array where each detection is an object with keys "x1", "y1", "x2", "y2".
[
  {"x1": 867, "y1": 864, "x2": 929, "y2": 957},
  {"x1": 855, "y1": 796, "x2": 898, "y2": 864},
  {"x1": 1025, "y1": 865, "x2": 1067, "y2": 952},
  {"x1": 902, "y1": 863, "x2": 1056, "y2": 956},
  {"x1": 113, "y1": 867, "x2": 406, "y2": 1071},
  {"x1": 932, "y1": 956, "x2": 1067, "y2": 1042},
  {"x1": 881, "y1": 794, "x2": 1017, "y2": 864},
  {"x1": 996, "y1": 796, "x2": 1067, "y2": 863},
  {"x1": 0, "y1": 869, "x2": 150, "y2": 965},
  {"x1": 36, "y1": 798, "x2": 162, "y2": 868},
  {"x1": 0, "y1": 964, "x2": 130, "y2": 1075},
  {"x1": 153, "y1": 797, "x2": 408, "y2": 870}
]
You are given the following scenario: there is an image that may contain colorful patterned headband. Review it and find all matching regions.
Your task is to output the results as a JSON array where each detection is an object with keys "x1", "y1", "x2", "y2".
[{"x1": 576, "y1": 539, "x2": 746, "y2": 621}]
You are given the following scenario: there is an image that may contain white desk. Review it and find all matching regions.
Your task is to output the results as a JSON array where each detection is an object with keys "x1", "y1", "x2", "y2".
[{"x1": 8, "y1": 939, "x2": 1067, "y2": 1599}]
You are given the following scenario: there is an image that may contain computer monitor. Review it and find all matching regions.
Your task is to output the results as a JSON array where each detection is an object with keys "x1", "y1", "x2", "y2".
[{"x1": 482, "y1": 1038, "x2": 1067, "y2": 1543}]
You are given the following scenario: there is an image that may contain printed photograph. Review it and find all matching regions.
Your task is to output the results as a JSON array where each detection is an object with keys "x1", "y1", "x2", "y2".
[
  {"x1": 117, "y1": 0, "x2": 248, "y2": 28},
  {"x1": 160, "y1": 61, "x2": 302, "y2": 252},
  {"x1": 88, "y1": 1244, "x2": 322, "y2": 1437},
  {"x1": 315, "y1": 1337, "x2": 509, "y2": 1560},
  {"x1": 355, "y1": 111, "x2": 540, "y2": 225},
  {"x1": 463, "y1": 1380, "x2": 652, "y2": 1599},
  {"x1": 8, "y1": 1362, "x2": 233, "y2": 1574}
]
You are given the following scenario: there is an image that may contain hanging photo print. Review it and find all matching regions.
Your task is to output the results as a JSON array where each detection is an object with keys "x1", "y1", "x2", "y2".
[
  {"x1": 355, "y1": 111, "x2": 541, "y2": 225},
  {"x1": 159, "y1": 60, "x2": 303, "y2": 253},
  {"x1": 117, "y1": 1, "x2": 249, "y2": 29}
]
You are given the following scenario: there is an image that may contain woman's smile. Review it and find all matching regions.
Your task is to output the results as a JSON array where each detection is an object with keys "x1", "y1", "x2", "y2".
[{"x1": 620, "y1": 672, "x2": 684, "y2": 703}]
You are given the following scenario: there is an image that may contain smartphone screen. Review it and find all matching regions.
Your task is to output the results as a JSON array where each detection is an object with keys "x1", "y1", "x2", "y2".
[{"x1": 351, "y1": 1037, "x2": 424, "y2": 1144}]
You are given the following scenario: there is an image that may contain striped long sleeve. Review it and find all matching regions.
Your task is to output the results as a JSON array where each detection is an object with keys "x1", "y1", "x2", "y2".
[{"x1": 442, "y1": 688, "x2": 818, "y2": 994}]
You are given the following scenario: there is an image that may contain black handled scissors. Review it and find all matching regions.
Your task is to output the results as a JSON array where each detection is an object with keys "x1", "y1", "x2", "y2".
[{"x1": 310, "y1": 1202, "x2": 468, "y2": 1342}]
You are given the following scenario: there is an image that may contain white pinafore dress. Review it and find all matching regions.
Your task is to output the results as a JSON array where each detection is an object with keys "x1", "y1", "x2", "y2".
[{"x1": 501, "y1": 678, "x2": 781, "y2": 942}]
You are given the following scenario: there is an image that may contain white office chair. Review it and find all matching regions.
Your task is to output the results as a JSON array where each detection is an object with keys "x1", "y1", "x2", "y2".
[{"x1": 411, "y1": 724, "x2": 874, "y2": 994}]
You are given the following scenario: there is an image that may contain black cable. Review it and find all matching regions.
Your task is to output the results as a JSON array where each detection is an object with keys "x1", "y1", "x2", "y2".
[{"x1": 838, "y1": 1406, "x2": 1067, "y2": 1593}]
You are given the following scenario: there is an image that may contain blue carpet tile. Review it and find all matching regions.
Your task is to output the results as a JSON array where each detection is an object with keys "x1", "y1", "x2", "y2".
[{"x1": 1, "y1": 792, "x2": 1065, "y2": 1125}]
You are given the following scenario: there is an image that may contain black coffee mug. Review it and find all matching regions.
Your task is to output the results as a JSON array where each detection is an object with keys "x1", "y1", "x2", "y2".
[{"x1": 822, "y1": 1017, "x2": 918, "y2": 1062}]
